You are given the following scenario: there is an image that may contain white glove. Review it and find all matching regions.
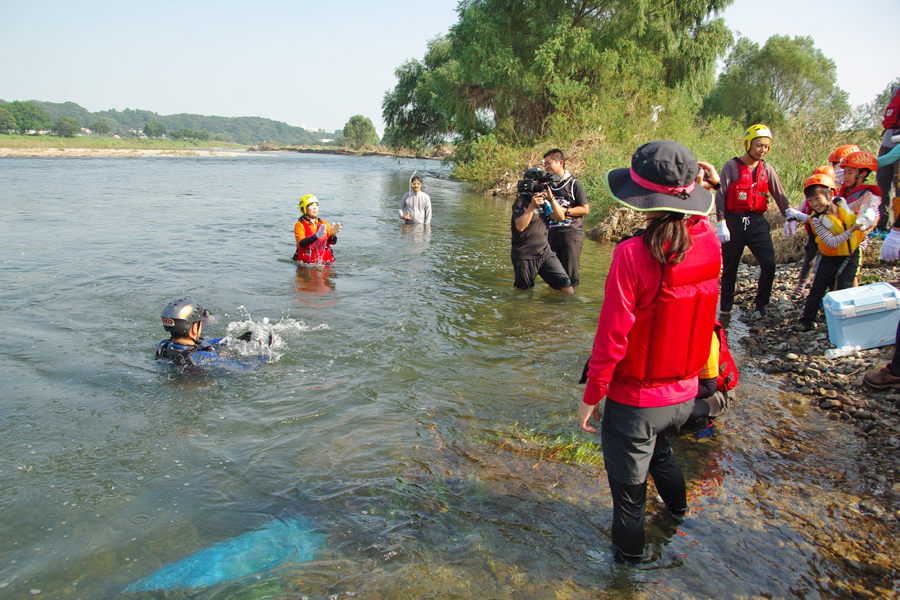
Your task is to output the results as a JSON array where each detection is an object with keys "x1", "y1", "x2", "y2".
[
  {"x1": 716, "y1": 220, "x2": 730, "y2": 243},
  {"x1": 315, "y1": 223, "x2": 328, "y2": 239},
  {"x1": 783, "y1": 220, "x2": 798, "y2": 237},
  {"x1": 784, "y1": 208, "x2": 808, "y2": 223},
  {"x1": 880, "y1": 229, "x2": 900, "y2": 262}
]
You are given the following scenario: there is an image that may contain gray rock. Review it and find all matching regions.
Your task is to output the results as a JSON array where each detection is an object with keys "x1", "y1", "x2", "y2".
[{"x1": 820, "y1": 399, "x2": 842, "y2": 410}]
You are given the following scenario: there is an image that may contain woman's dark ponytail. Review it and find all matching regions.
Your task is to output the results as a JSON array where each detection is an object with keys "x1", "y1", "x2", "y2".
[{"x1": 642, "y1": 212, "x2": 692, "y2": 265}]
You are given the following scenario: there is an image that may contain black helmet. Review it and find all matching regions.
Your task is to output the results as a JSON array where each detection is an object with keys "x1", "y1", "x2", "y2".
[{"x1": 161, "y1": 297, "x2": 205, "y2": 336}]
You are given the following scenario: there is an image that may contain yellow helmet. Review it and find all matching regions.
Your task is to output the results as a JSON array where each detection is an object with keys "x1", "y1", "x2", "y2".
[
  {"x1": 298, "y1": 194, "x2": 319, "y2": 215},
  {"x1": 743, "y1": 124, "x2": 772, "y2": 151}
]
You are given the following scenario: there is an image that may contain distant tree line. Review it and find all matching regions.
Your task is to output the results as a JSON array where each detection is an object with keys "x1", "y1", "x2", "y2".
[{"x1": 0, "y1": 99, "x2": 343, "y2": 145}]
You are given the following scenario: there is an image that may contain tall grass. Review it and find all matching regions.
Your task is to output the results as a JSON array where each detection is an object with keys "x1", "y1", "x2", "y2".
[{"x1": 451, "y1": 96, "x2": 884, "y2": 237}]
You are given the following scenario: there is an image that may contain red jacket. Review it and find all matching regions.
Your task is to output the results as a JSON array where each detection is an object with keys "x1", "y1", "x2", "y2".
[{"x1": 583, "y1": 216, "x2": 721, "y2": 407}]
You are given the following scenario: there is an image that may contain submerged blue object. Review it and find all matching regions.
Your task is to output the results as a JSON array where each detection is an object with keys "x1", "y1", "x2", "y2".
[{"x1": 126, "y1": 517, "x2": 323, "y2": 592}]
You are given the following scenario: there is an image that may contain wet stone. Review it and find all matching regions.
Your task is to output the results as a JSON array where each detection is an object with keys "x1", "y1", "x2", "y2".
[{"x1": 820, "y1": 399, "x2": 842, "y2": 411}]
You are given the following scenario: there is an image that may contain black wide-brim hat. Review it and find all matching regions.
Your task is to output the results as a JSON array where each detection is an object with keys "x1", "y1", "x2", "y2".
[{"x1": 607, "y1": 140, "x2": 713, "y2": 216}]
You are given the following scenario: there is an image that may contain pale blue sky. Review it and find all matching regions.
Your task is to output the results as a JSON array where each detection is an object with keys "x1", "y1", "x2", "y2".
[{"x1": 1, "y1": 0, "x2": 897, "y2": 132}]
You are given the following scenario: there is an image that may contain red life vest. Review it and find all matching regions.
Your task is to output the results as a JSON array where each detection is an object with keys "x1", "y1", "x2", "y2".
[
  {"x1": 838, "y1": 184, "x2": 881, "y2": 202},
  {"x1": 725, "y1": 158, "x2": 769, "y2": 214},
  {"x1": 616, "y1": 216, "x2": 722, "y2": 387},
  {"x1": 294, "y1": 218, "x2": 335, "y2": 264},
  {"x1": 714, "y1": 320, "x2": 738, "y2": 392},
  {"x1": 882, "y1": 86, "x2": 900, "y2": 131}
]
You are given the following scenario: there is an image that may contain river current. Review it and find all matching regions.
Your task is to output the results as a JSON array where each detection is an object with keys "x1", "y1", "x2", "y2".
[{"x1": 0, "y1": 153, "x2": 894, "y2": 598}]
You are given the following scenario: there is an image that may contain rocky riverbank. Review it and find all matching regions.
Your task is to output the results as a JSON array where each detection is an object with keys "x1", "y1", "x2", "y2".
[{"x1": 732, "y1": 261, "x2": 900, "y2": 511}]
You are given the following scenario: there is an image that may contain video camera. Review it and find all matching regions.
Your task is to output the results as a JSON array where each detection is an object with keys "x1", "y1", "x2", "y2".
[{"x1": 517, "y1": 168, "x2": 560, "y2": 195}]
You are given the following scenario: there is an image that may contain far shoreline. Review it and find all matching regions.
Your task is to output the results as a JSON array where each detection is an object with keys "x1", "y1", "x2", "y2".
[{"x1": 0, "y1": 146, "x2": 446, "y2": 160}]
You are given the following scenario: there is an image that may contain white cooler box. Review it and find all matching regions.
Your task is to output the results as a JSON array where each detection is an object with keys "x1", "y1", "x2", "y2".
[{"x1": 823, "y1": 282, "x2": 900, "y2": 349}]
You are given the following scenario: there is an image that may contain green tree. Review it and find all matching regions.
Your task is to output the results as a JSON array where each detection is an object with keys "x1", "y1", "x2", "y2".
[
  {"x1": 54, "y1": 116, "x2": 82, "y2": 137},
  {"x1": 4, "y1": 101, "x2": 53, "y2": 133},
  {"x1": 90, "y1": 120, "x2": 111, "y2": 135},
  {"x1": 702, "y1": 35, "x2": 850, "y2": 128},
  {"x1": 143, "y1": 121, "x2": 166, "y2": 138},
  {"x1": 340, "y1": 115, "x2": 379, "y2": 149},
  {"x1": 383, "y1": 0, "x2": 733, "y2": 151},
  {"x1": 0, "y1": 106, "x2": 16, "y2": 132}
]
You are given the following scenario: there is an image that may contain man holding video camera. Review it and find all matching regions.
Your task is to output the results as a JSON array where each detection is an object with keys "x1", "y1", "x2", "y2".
[{"x1": 510, "y1": 167, "x2": 575, "y2": 295}]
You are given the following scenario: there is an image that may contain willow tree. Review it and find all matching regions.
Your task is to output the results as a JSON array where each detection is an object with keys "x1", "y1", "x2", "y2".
[
  {"x1": 382, "y1": 0, "x2": 733, "y2": 153},
  {"x1": 702, "y1": 35, "x2": 850, "y2": 129}
]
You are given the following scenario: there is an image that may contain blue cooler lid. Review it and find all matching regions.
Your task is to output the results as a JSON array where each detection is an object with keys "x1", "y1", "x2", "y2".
[{"x1": 823, "y1": 282, "x2": 900, "y2": 318}]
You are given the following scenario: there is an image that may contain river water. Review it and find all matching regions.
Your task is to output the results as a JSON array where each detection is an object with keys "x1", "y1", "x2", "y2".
[{"x1": 0, "y1": 153, "x2": 895, "y2": 599}]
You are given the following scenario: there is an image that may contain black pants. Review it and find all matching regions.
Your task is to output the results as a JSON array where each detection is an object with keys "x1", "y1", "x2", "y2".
[
  {"x1": 720, "y1": 213, "x2": 776, "y2": 312},
  {"x1": 799, "y1": 233, "x2": 819, "y2": 283},
  {"x1": 877, "y1": 144, "x2": 898, "y2": 230},
  {"x1": 601, "y1": 399, "x2": 690, "y2": 558},
  {"x1": 799, "y1": 251, "x2": 859, "y2": 327},
  {"x1": 549, "y1": 232, "x2": 583, "y2": 285}
]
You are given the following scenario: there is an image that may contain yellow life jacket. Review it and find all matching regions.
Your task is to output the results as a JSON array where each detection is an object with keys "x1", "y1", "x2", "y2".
[{"x1": 814, "y1": 199, "x2": 865, "y2": 257}]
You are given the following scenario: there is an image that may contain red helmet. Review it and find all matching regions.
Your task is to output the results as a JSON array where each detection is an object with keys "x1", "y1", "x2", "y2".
[
  {"x1": 811, "y1": 165, "x2": 835, "y2": 179},
  {"x1": 839, "y1": 150, "x2": 878, "y2": 172},
  {"x1": 803, "y1": 173, "x2": 837, "y2": 193},
  {"x1": 828, "y1": 144, "x2": 861, "y2": 163}
]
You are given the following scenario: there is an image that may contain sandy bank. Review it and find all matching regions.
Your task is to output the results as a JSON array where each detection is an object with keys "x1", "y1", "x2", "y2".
[{"x1": 0, "y1": 148, "x2": 256, "y2": 158}]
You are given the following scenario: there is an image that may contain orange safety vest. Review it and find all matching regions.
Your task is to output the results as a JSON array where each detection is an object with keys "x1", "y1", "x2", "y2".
[
  {"x1": 813, "y1": 199, "x2": 866, "y2": 258},
  {"x1": 294, "y1": 218, "x2": 335, "y2": 264},
  {"x1": 725, "y1": 158, "x2": 769, "y2": 214},
  {"x1": 616, "y1": 216, "x2": 722, "y2": 387}
]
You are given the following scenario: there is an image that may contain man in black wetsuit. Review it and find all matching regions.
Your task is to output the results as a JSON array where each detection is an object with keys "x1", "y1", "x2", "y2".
[{"x1": 156, "y1": 297, "x2": 268, "y2": 370}]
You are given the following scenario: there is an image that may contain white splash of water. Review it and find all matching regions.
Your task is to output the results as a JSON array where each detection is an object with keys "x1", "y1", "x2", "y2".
[{"x1": 220, "y1": 310, "x2": 326, "y2": 363}]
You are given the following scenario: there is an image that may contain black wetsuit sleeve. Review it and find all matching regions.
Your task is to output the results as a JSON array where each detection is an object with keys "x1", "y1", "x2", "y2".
[
  {"x1": 696, "y1": 377, "x2": 717, "y2": 400},
  {"x1": 328, "y1": 235, "x2": 337, "y2": 246},
  {"x1": 297, "y1": 234, "x2": 318, "y2": 248}
]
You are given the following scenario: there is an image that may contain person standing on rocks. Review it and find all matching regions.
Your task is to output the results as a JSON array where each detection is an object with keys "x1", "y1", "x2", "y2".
[
  {"x1": 714, "y1": 124, "x2": 792, "y2": 320},
  {"x1": 864, "y1": 141, "x2": 900, "y2": 388},
  {"x1": 578, "y1": 141, "x2": 721, "y2": 562},
  {"x1": 876, "y1": 83, "x2": 900, "y2": 232},
  {"x1": 790, "y1": 174, "x2": 876, "y2": 332}
]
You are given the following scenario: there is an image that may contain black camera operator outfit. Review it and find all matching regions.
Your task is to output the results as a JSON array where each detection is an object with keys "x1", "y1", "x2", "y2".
[
  {"x1": 511, "y1": 190, "x2": 572, "y2": 291},
  {"x1": 548, "y1": 172, "x2": 589, "y2": 285}
]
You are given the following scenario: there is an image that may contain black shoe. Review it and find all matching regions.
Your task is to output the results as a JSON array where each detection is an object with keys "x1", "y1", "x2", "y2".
[{"x1": 792, "y1": 322, "x2": 814, "y2": 332}]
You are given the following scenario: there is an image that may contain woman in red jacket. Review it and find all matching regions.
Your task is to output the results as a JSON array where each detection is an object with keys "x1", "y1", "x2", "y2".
[{"x1": 578, "y1": 141, "x2": 722, "y2": 562}]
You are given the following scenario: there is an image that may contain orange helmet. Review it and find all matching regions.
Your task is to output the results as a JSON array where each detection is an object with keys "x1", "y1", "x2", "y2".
[
  {"x1": 811, "y1": 165, "x2": 835, "y2": 179},
  {"x1": 804, "y1": 173, "x2": 837, "y2": 193},
  {"x1": 839, "y1": 150, "x2": 878, "y2": 172},
  {"x1": 828, "y1": 144, "x2": 860, "y2": 163}
]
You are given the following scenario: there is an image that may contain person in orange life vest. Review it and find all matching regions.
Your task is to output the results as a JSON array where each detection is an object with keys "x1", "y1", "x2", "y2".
[
  {"x1": 578, "y1": 141, "x2": 721, "y2": 562},
  {"x1": 715, "y1": 124, "x2": 792, "y2": 321},
  {"x1": 787, "y1": 165, "x2": 834, "y2": 300},
  {"x1": 876, "y1": 84, "x2": 900, "y2": 231},
  {"x1": 790, "y1": 173, "x2": 877, "y2": 332},
  {"x1": 293, "y1": 194, "x2": 341, "y2": 263},
  {"x1": 828, "y1": 144, "x2": 860, "y2": 189}
]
